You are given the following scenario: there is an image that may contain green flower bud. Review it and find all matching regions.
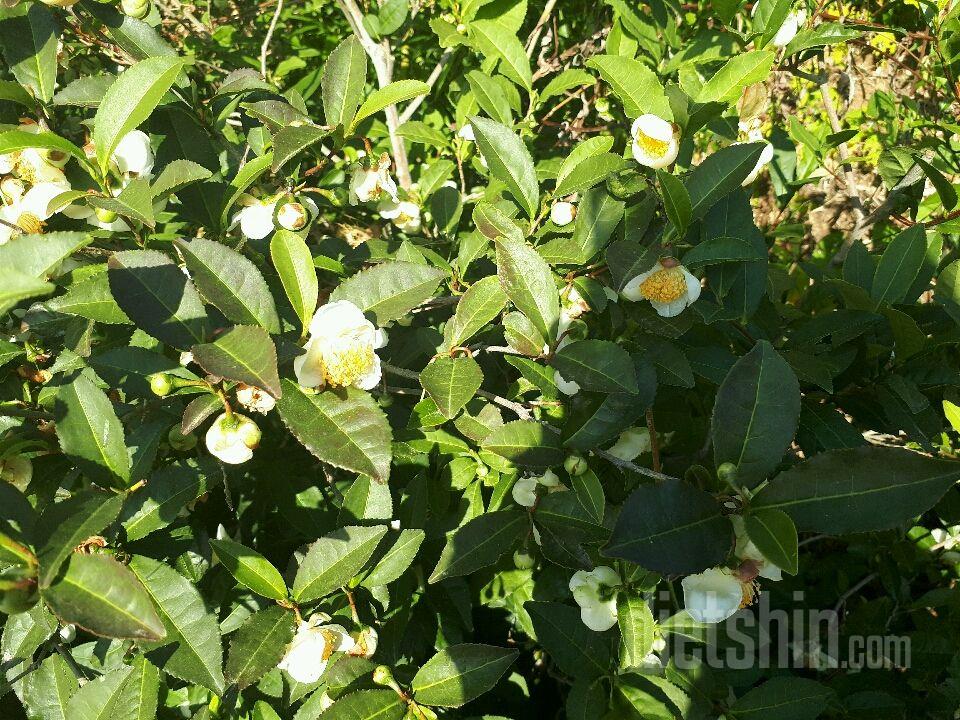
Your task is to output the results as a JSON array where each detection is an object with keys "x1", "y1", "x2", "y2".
[
  {"x1": 513, "y1": 549, "x2": 536, "y2": 570},
  {"x1": 120, "y1": 0, "x2": 150, "y2": 19},
  {"x1": 372, "y1": 665, "x2": 395, "y2": 686},
  {"x1": 716, "y1": 462, "x2": 739, "y2": 486},
  {"x1": 149, "y1": 373, "x2": 175, "y2": 397},
  {"x1": 563, "y1": 454, "x2": 588, "y2": 476},
  {"x1": 94, "y1": 207, "x2": 118, "y2": 224}
]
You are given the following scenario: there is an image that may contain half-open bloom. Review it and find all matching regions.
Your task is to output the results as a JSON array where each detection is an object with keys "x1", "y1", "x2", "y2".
[{"x1": 631, "y1": 115, "x2": 680, "y2": 169}]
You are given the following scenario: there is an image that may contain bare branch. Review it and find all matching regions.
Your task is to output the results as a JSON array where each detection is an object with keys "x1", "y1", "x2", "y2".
[{"x1": 260, "y1": 0, "x2": 285, "y2": 80}]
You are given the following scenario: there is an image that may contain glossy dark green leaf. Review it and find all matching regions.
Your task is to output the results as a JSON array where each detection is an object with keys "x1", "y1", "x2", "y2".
[
  {"x1": 420, "y1": 356, "x2": 483, "y2": 419},
  {"x1": 210, "y1": 538, "x2": 287, "y2": 600},
  {"x1": 192, "y1": 325, "x2": 281, "y2": 399},
  {"x1": 412, "y1": 644, "x2": 518, "y2": 707},
  {"x1": 225, "y1": 606, "x2": 295, "y2": 689},
  {"x1": 744, "y1": 509, "x2": 799, "y2": 575},
  {"x1": 429, "y1": 509, "x2": 527, "y2": 583},
  {"x1": 329, "y1": 261, "x2": 445, "y2": 325},
  {"x1": 525, "y1": 601, "x2": 612, "y2": 680},
  {"x1": 293, "y1": 525, "x2": 388, "y2": 602},
  {"x1": 471, "y1": 116, "x2": 539, "y2": 218},
  {"x1": 481, "y1": 420, "x2": 565, "y2": 467}
]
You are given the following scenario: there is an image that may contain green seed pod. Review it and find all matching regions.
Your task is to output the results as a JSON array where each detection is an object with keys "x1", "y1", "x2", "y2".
[
  {"x1": 95, "y1": 207, "x2": 118, "y2": 224},
  {"x1": 564, "y1": 454, "x2": 588, "y2": 476},
  {"x1": 716, "y1": 462, "x2": 739, "y2": 487},
  {"x1": 120, "y1": 0, "x2": 150, "y2": 19},
  {"x1": 149, "y1": 373, "x2": 175, "y2": 397}
]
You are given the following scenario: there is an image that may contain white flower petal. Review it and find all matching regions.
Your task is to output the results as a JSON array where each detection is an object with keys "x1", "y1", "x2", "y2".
[{"x1": 681, "y1": 568, "x2": 743, "y2": 624}]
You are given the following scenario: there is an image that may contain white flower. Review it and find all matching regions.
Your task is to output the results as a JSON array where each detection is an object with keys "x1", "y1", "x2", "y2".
[
  {"x1": 277, "y1": 198, "x2": 317, "y2": 231},
  {"x1": 512, "y1": 476, "x2": 538, "y2": 508},
  {"x1": 771, "y1": 9, "x2": 807, "y2": 48},
  {"x1": 554, "y1": 370, "x2": 580, "y2": 396},
  {"x1": 0, "y1": 456, "x2": 32, "y2": 490},
  {"x1": 569, "y1": 566, "x2": 621, "y2": 632},
  {"x1": 0, "y1": 154, "x2": 14, "y2": 175},
  {"x1": 0, "y1": 181, "x2": 69, "y2": 244},
  {"x1": 232, "y1": 197, "x2": 277, "y2": 240},
  {"x1": 378, "y1": 199, "x2": 421, "y2": 234},
  {"x1": 551, "y1": 201, "x2": 576, "y2": 227},
  {"x1": 235, "y1": 383, "x2": 276, "y2": 414},
  {"x1": 536, "y1": 468, "x2": 560, "y2": 488},
  {"x1": 608, "y1": 427, "x2": 651, "y2": 461},
  {"x1": 111, "y1": 130, "x2": 154, "y2": 177},
  {"x1": 349, "y1": 155, "x2": 399, "y2": 205},
  {"x1": 681, "y1": 568, "x2": 746, "y2": 623},
  {"x1": 294, "y1": 300, "x2": 387, "y2": 390},
  {"x1": 204, "y1": 412, "x2": 261, "y2": 465},
  {"x1": 179, "y1": 351, "x2": 194, "y2": 366},
  {"x1": 17, "y1": 149, "x2": 69, "y2": 186},
  {"x1": 622, "y1": 258, "x2": 701, "y2": 317},
  {"x1": 739, "y1": 131, "x2": 775, "y2": 186},
  {"x1": 277, "y1": 615, "x2": 355, "y2": 684},
  {"x1": 631, "y1": 115, "x2": 680, "y2": 169},
  {"x1": 732, "y1": 516, "x2": 782, "y2": 581},
  {"x1": 350, "y1": 626, "x2": 378, "y2": 659},
  {"x1": 457, "y1": 124, "x2": 475, "y2": 142},
  {"x1": 561, "y1": 285, "x2": 590, "y2": 320}
]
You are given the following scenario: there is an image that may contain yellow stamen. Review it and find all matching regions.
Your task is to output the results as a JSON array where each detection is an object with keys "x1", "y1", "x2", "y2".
[
  {"x1": 323, "y1": 344, "x2": 374, "y2": 388},
  {"x1": 635, "y1": 131, "x2": 670, "y2": 159},
  {"x1": 639, "y1": 265, "x2": 687, "y2": 304},
  {"x1": 16, "y1": 213, "x2": 43, "y2": 235},
  {"x1": 740, "y1": 580, "x2": 759, "y2": 608}
]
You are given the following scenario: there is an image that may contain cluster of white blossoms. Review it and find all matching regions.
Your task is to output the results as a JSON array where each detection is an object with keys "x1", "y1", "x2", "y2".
[
  {"x1": 294, "y1": 300, "x2": 387, "y2": 391},
  {"x1": 569, "y1": 566, "x2": 622, "y2": 631},
  {"x1": 231, "y1": 194, "x2": 319, "y2": 240},
  {"x1": 349, "y1": 153, "x2": 421, "y2": 234},
  {"x1": 681, "y1": 519, "x2": 783, "y2": 624},
  {"x1": 277, "y1": 614, "x2": 377, "y2": 684},
  {"x1": 512, "y1": 468, "x2": 561, "y2": 508}
]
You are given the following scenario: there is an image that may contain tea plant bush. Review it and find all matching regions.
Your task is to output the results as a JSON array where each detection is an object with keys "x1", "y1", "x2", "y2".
[{"x1": 1, "y1": 0, "x2": 960, "y2": 717}]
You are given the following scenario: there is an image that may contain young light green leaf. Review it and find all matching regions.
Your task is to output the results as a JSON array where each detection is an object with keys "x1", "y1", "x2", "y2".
[
  {"x1": 443, "y1": 275, "x2": 508, "y2": 349},
  {"x1": 322, "y1": 35, "x2": 367, "y2": 128},
  {"x1": 351, "y1": 80, "x2": 430, "y2": 131},
  {"x1": 617, "y1": 594, "x2": 655, "y2": 668},
  {"x1": 586, "y1": 55, "x2": 670, "y2": 119},
  {"x1": 93, "y1": 55, "x2": 186, "y2": 174},
  {"x1": 329, "y1": 261, "x2": 445, "y2": 325},
  {"x1": 210, "y1": 538, "x2": 287, "y2": 600},
  {"x1": 360, "y1": 529, "x2": 425, "y2": 587},
  {"x1": 293, "y1": 525, "x2": 388, "y2": 602},
  {"x1": 271, "y1": 229, "x2": 319, "y2": 333},
  {"x1": 0, "y1": 5, "x2": 59, "y2": 104},
  {"x1": 412, "y1": 644, "x2": 518, "y2": 707},
  {"x1": 471, "y1": 116, "x2": 539, "y2": 218},
  {"x1": 694, "y1": 51, "x2": 775, "y2": 104},
  {"x1": 469, "y1": 20, "x2": 532, "y2": 90}
]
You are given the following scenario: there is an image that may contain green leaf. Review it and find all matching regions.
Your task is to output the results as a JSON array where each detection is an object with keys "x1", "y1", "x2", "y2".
[
  {"x1": 730, "y1": 677, "x2": 834, "y2": 720},
  {"x1": 21, "y1": 653, "x2": 79, "y2": 720},
  {"x1": 318, "y1": 690, "x2": 405, "y2": 720},
  {"x1": 0, "y1": 79, "x2": 34, "y2": 107},
  {"x1": 322, "y1": 36, "x2": 367, "y2": 128},
  {"x1": 870, "y1": 224, "x2": 928, "y2": 306},
  {"x1": 586, "y1": 54, "x2": 670, "y2": 118},
  {"x1": 429, "y1": 509, "x2": 527, "y2": 583},
  {"x1": 293, "y1": 525, "x2": 388, "y2": 602},
  {"x1": 496, "y1": 234, "x2": 559, "y2": 341},
  {"x1": 784, "y1": 23, "x2": 862, "y2": 55},
  {"x1": 0, "y1": 5, "x2": 59, "y2": 104},
  {"x1": 36, "y1": 491, "x2": 125, "y2": 588},
  {"x1": 752, "y1": 0, "x2": 793, "y2": 45},
  {"x1": 474, "y1": 201, "x2": 525, "y2": 243},
  {"x1": 47, "y1": 272, "x2": 131, "y2": 325},
  {"x1": 378, "y1": 0, "x2": 408, "y2": 34},
  {"x1": 555, "y1": 153, "x2": 626, "y2": 198},
  {"x1": 752, "y1": 446, "x2": 960, "y2": 534},
  {"x1": 412, "y1": 644, "x2": 518, "y2": 707},
  {"x1": 525, "y1": 601, "x2": 612, "y2": 680},
  {"x1": 420, "y1": 356, "x2": 483, "y2": 419},
  {"x1": 683, "y1": 236, "x2": 766, "y2": 268},
  {"x1": 540, "y1": 187, "x2": 625, "y2": 264},
  {"x1": 694, "y1": 51, "x2": 775, "y2": 104},
  {"x1": 107, "y1": 249, "x2": 210, "y2": 350},
  {"x1": 744, "y1": 509, "x2": 799, "y2": 575},
  {"x1": 0, "y1": 131, "x2": 89, "y2": 173},
  {"x1": 712, "y1": 341, "x2": 800, "y2": 489},
  {"x1": 0, "y1": 269, "x2": 55, "y2": 315},
  {"x1": 62, "y1": 657, "x2": 158, "y2": 720},
  {"x1": 0, "y1": 231, "x2": 91, "y2": 279},
  {"x1": 210, "y1": 538, "x2": 287, "y2": 600},
  {"x1": 271, "y1": 229, "x2": 319, "y2": 334},
  {"x1": 89, "y1": 177, "x2": 156, "y2": 228},
  {"x1": 54, "y1": 373, "x2": 131, "y2": 487},
  {"x1": 618, "y1": 593, "x2": 655, "y2": 668},
  {"x1": 277, "y1": 379, "x2": 393, "y2": 483},
  {"x1": 553, "y1": 340, "x2": 639, "y2": 394},
  {"x1": 41, "y1": 554, "x2": 166, "y2": 641},
  {"x1": 360, "y1": 528, "x2": 425, "y2": 587},
  {"x1": 225, "y1": 606, "x2": 295, "y2": 689},
  {"x1": 128, "y1": 554, "x2": 225, "y2": 695},
  {"x1": 657, "y1": 169, "x2": 692, "y2": 235},
  {"x1": 443, "y1": 275, "x2": 508, "y2": 349},
  {"x1": 467, "y1": 70, "x2": 513, "y2": 125},
  {"x1": 603, "y1": 479, "x2": 732, "y2": 574},
  {"x1": 469, "y1": 20, "x2": 532, "y2": 90},
  {"x1": 272, "y1": 124, "x2": 330, "y2": 172},
  {"x1": 471, "y1": 116, "x2": 539, "y2": 218},
  {"x1": 175, "y1": 238, "x2": 281, "y2": 334},
  {"x1": 481, "y1": 420, "x2": 565, "y2": 467},
  {"x1": 85, "y1": 3, "x2": 177, "y2": 60},
  {"x1": 150, "y1": 159, "x2": 212, "y2": 200},
  {"x1": 192, "y1": 325, "x2": 281, "y2": 399},
  {"x1": 329, "y1": 261, "x2": 445, "y2": 325},
  {"x1": 121, "y1": 460, "x2": 211, "y2": 541},
  {"x1": 685, "y1": 143, "x2": 766, "y2": 220},
  {"x1": 93, "y1": 55, "x2": 186, "y2": 175},
  {"x1": 220, "y1": 152, "x2": 274, "y2": 228},
  {"x1": 351, "y1": 79, "x2": 430, "y2": 131}
]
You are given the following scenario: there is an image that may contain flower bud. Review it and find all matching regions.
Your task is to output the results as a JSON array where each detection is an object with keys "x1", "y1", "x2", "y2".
[
  {"x1": 475, "y1": 463, "x2": 489, "y2": 479},
  {"x1": 120, "y1": 0, "x2": 150, "y2": 19},
  {"x1": 205, "y1": 412, "x2": 260, "y2": 465},
  {"x1": 551, "y1": 201, "x2": 576, "y2": 227},
  {"x1": 95, "y1": 207, "x2": 118, "y2": 224},
  {"x1": 168, "y1": 423, "x2": 197, "y2": 451},
  {"x1": 0, "y1": 456, "x2": 32, "y2": 490},
  {"x1": 513, "y1": 549, "x2": 536, "y2": 570},
  {"x1": 564, "y1": 454, "x2": 588, "y2": 476},
  {"x1": 277, "y1": 201, "x2": 309, "y2": 231},
  {"x1": 59, "y1": 624, "x2": 76, "y2": 643},
  {"x1": 372, "y1": 665, "x2": 395, "y2": 686},
  {"x1": 149, "y1": 373, "x2": 174, "y2": 397},
  {"x1": 717, "y1": 462, "x2": 739, "y2": 486}
]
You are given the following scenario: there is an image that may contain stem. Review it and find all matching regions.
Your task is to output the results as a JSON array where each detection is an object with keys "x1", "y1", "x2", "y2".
[
  {"x1": 260, "y1": 0, "x2": 285, "y2": 80},
  {"x1": 0, "y1": 405, "x2": 54, "y2": 421},
  {"x1": 646, "y1": 409, "x2": 661, "y2": 474}
]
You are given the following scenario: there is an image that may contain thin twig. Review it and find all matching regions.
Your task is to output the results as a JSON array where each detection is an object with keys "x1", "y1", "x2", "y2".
[
  {"x1": 646, "y1": 408, "x2": 661, "y2": 474},
  {"x1": 260, "y1": 0, "x2": 284, "y2": 80},
  {"x1": 398, "y1": 49, "x2": 454, "y2": 125},
  {"x1": 525, "y1": 0, "x2": 558, "y2": 58}
]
